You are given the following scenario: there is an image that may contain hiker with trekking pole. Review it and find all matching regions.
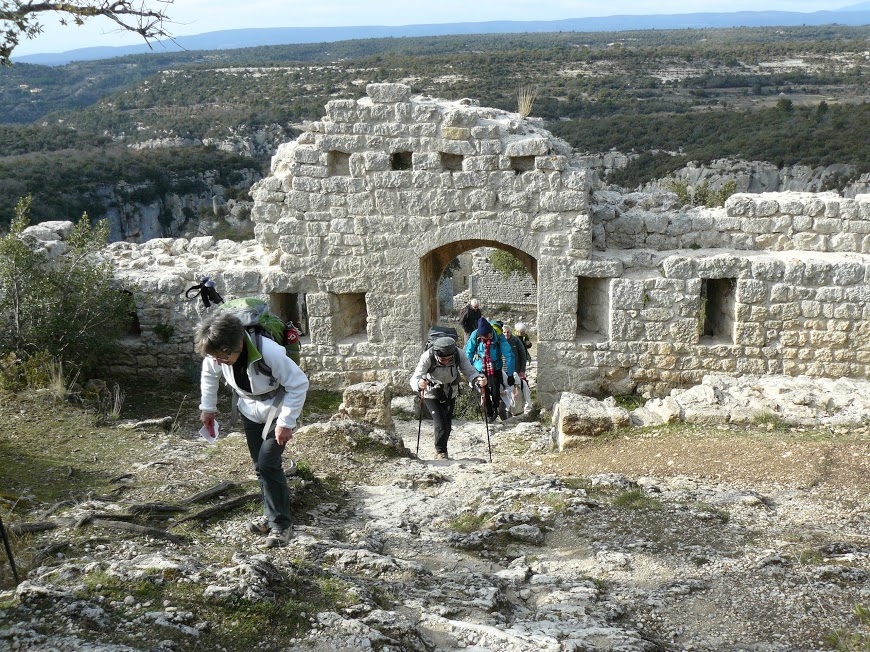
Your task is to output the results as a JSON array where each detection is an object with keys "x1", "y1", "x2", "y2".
[
  {"x1": 411, "y1": 336, "x2": 486, "y2": 460},
  {"x1": 475, "y1": 382, "x2": 493, "y2": 462},
  {"x1": 465, "y1": 317, "x2": 515, "y2": 424}
]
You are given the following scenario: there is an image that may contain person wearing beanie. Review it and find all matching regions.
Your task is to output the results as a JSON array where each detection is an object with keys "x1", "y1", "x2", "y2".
[
  {"x1": 465, "y1": 317, "x2": 515, "y2": 423},
  {"x1": 410, "y1": 336, "x2": 486, "y2": 460}
]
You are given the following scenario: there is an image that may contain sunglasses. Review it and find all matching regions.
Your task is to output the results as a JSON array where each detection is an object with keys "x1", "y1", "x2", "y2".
[{"x1": 208, "y1": 347, "x2": 240, "y2": 363}]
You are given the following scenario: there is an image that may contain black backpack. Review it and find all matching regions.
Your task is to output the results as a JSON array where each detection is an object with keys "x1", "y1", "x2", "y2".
[
  {"x1": 424, "y1": 325, "x2": 459, "y2": 373},
  {"x1": 426, "y1": 325, "x2": 459, "y2": 351}
]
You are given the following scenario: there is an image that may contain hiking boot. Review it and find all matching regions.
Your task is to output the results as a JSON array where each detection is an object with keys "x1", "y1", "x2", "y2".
[
  {"x1": 486, "y1": 414, "x2": 497, "y2": 424},
  {"x1": 434, "y1": 451, "x2": 449, "y2": 460},
  {"x1": 498, "y1": 404, "x2": 508, "y2": 421},
  {"x1": 264, "y1": 527, "x2": 292, "y2": 548},
  {"x1": 247, "y1": 516, "x2": 269, "y2": 535},
  {"x1": 284, "y1": 458, "x2": 298, "y2": 477}
]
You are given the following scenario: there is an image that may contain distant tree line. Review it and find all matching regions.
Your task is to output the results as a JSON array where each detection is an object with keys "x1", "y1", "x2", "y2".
[{"x1": 552, "y1": 101, "x2": 870, "y2": 187}]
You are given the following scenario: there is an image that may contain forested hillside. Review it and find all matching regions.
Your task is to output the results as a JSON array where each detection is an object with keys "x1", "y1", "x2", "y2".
[{"x1": 3, "y1": 24, "x2": 870, "y2": 228}]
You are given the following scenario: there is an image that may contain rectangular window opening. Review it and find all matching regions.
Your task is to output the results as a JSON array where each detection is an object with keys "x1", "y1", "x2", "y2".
[
  {"x1": 391, "y1": 151, "x2": 413, "y2": 171},
  {"x1": 270, "y1": 292, "x2": 309, "y2": 336},
  {"x1": 576, "y1": 276, "x2": 610, "y2": 342},
  {"x1": 123, "y1": 290, "x2": 141, "y2": 336},
  {"x1": 333, "y1": 292, "x2": 368, "y2": 341},
  {"x1": 510, "y1": 156, "x2": 535, "y2": 174},
  {"x1": 440, "y1": 152, "x2": 464, "y2": 172},
  {"x1": 700, "y1": 278, "x2": 736, "y2": 344},
  {"x1": 328, "y1": 150, "x2": 351, "y2": 176}
]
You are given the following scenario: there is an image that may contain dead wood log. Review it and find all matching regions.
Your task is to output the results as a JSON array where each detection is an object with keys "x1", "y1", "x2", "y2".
[
  {"x1": 7, "y1": 521, "x2": 59, "y2": 536},
  {"x1": 90, "y1": 519, "x2": 184, "y2": 544},
  {"x1": 172, "y1": 492, "x2": 260, "y2": 526},
  {"x1": 127, "y1": 503, "x2": 189, "y2": 514},
  {"x1": 181, "y1": 481, "x2": 239, "y2": 504}
]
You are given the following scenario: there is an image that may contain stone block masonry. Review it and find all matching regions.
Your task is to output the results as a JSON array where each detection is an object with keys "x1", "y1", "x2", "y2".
[{"x1": 93, "y1": 83, "x2": 869, "y2": 405}]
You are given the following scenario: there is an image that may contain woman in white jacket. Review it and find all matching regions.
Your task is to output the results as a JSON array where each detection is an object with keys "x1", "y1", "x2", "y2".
[{"x1": 195, "y1": 312, "x2": 309, "y2": 548}]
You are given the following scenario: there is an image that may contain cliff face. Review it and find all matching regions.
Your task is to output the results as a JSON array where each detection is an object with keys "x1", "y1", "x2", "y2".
[
  {"x1": 656, "y1": 159, "x2": 870, "y2": 196},
  {"x1": 89, "y1": 125, "x2": 292, "y2": 242},
  {"x1": 574, "y1": 153, "x2": 870, "y2": 197},
  {"x1": 94, "y1": 168, "x2": 260, "y2": 243}
]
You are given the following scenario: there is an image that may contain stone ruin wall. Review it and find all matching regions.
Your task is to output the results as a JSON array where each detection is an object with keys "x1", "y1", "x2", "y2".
[
  {"x1": 470, "y1": 252, "x2": 538, "y2": 313},
  {"x1": 100, "y1": 83, "x2": 870, "y2": 405}
]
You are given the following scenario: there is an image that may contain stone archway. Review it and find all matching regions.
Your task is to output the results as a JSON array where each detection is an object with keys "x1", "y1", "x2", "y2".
[{"x1": 420, "y1": 239, "x2": 538, "y2": 340}]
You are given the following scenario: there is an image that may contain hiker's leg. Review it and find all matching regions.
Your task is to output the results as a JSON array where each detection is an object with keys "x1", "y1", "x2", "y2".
[
  {"x1": 425, "y1": 397, "x2": 450, "y2": 455},
  {"x1": 241, "y1": 414, "x2": 291, "y2": 530},
  {"x1": 486, "y1": 373, "x2": 502, "y2": 418}
]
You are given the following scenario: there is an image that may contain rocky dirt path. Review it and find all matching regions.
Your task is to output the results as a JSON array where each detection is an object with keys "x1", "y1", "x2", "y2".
[{"x1": 3, "y1": 400, "x2": 870, "y2": 651}]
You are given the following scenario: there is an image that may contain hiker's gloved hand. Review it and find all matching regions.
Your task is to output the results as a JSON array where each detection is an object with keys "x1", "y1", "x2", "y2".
[
  {"x1": 506, "y1": 375, "x2": 515, "y2": 387},
  {"x1": 276, "y1": 425, "x2": 294, "y2": 446}
]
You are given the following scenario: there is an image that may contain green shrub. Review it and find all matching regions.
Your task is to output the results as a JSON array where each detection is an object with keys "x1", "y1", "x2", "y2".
[
  {"x1": 490, "y1": 249, "x2": 528, "y2": 278},
  {"x1": 153, "y1": 323, "x2": 175, "y2": 343},
  {"x1": 0, "y1": 196, "x2": 134, "y2": 381},
  {"x1": 665, "y1": 178, "x2": 737, "y2": 208}
]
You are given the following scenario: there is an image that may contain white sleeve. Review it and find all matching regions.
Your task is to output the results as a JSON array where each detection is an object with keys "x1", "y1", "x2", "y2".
[
  {"x1": 198, "y1": 357, "x2": 223, "y2": 413},
  {"x1": 410, "y1": 351, "x2": 431, "y2": 392}
]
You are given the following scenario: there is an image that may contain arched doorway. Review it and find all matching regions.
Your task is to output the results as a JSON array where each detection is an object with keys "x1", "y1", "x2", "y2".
[{"x1": 420, "y1": 239, "x2": 538, "y2": 343}]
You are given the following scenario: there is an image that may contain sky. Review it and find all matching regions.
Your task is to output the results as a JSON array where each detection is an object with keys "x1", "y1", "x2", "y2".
[{"x1": 10, "y1": 1, "x2": 858, "y2": 56}]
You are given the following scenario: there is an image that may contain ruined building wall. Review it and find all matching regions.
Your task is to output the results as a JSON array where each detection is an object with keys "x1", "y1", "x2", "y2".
[{"x1": 102, "y1": 84, "x2": 870, "y2": 404}]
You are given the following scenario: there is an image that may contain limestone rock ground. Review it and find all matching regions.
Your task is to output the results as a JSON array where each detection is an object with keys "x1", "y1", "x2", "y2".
[{"x1": 2, "y1": 400, "x2": 870, "y2": 651}]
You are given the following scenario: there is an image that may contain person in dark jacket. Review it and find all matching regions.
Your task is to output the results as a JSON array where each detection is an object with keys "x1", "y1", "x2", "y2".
[
  {"x1": 458, "y1": 298, "x2": 482, "y2": 336},
  {"x1": 514, "y1": 322, "x2": 533, "y2": 361},
  {"x1": 410, "y1": 337, "x2": 486, "y2": 460},
  {"x1": 465, "y1": 317, "x2": 515, "y2": 422}
]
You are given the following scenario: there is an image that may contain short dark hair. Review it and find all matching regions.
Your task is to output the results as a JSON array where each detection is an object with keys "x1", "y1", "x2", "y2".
[{"x1": 194, "y1": 312, "x2": 245, "y2": 357}]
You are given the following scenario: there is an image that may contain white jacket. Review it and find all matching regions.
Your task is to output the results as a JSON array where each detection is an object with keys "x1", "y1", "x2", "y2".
[
  {"x1": 409, "y1": 347, "x2": 481, "y2": 401},
  {"x1": 199, "y1": 334, "x2": 309, "y2": 429}
]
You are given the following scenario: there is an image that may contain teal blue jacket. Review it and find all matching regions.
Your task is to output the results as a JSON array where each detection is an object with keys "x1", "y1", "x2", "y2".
[{"x1": 465, "y1": 329, "x2": 515, "y2": 377}]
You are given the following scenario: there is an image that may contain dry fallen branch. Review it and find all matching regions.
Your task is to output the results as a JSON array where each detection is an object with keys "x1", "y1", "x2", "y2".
[
  {"x1": 127, "y1": 503, "x2": 189, "y2": 514},
  {"x1": 7, "y1": 521, "x2": 58, "y2": 536},
  {"x1": 173, "y1": 492, "x2": 260, "y2": 526},
  {"x1": 90, "y1": 519, "x2": 184, "y2": 544},
  {"x1": 32, "y1": 541, "x2": 71, "y2": 566},
  {"x1": 182, "y1": 481, "x2": 239, "y2": 504},
  {"x1": 74, "y1": 513, "x2": 140, "y2": 526}
]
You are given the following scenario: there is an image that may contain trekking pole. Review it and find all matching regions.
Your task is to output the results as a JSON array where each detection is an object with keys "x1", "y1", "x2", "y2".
[
  {"x1": 415, "y1": 389, "x2": 424, "y2": 456},
  {"x1": 478, "y1": 385, "x2": 492, "y2": 463},
  {"x1": 0, "y1": 513, "x2": 20, "y2": 586}
]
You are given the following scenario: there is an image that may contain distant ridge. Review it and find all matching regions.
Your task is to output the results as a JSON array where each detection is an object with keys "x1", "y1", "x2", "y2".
[{"x1": 13, "y1": 9, "x2": 870, "y2": 66}]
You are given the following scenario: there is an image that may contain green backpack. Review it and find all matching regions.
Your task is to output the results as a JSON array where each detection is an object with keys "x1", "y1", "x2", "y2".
[{"x1": 219, "y1": 297, "x2": 302, "y2": 368}]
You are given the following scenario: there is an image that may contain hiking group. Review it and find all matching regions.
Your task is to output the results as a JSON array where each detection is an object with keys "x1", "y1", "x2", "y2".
[
  {"x1": 411, "y1": 298, "x2": 534, "y2": 460},
  {"x1": 188, "y1": 283, "x2": 535, "y2": 547}
]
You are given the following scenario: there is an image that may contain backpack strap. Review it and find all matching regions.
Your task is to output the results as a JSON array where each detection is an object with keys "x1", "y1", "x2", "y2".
[
  {"x1": 249, "y1": 330, "x2": 276, "y2": 382},
  {"x1": 424, "y1": 349, "x2": 437, "y2": 376}
]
